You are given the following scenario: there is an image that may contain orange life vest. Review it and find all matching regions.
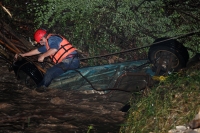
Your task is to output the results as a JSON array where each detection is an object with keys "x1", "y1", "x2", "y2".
[{"x1": 45, "y1": 34, "x2": 77, "y2": 64}]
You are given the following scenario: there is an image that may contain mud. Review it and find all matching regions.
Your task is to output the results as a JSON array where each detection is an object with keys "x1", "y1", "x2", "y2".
[{"x1": 0, "y1": 62, "x2": 129, "y2": 133}]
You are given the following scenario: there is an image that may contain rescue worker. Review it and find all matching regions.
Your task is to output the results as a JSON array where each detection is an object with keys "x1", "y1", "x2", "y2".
[{"x1": 15, "y1": 29, "x2": 80, "y2": 90}]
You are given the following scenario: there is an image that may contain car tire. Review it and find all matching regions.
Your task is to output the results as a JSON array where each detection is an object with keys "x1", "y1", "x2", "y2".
[
  {"x1": 18, "y1": 70, "x2": 38, "y2": 89},
  {"x1": 13, "y1": 58, "x2": 44, "y2": 87},
  {"x1": 148, "y1": 37, "x2": 189, "y2": 75}
]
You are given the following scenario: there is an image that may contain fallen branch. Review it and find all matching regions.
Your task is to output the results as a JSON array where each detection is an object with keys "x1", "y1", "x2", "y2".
[{"x1": 0, "y1": 32, "x2": 21, "y2": 53}]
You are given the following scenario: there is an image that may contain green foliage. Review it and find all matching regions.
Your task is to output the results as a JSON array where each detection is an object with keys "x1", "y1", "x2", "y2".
[{"x1": 87, "y1": 125, "x2": 94, "y2": 133}]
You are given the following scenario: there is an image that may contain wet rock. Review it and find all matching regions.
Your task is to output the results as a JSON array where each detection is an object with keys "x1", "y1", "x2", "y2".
[
  {"x1": 50, "y1": 97, "x2": 66, "y2": 105},
  {"x1": 169, "y1": 110, "x2": 200, "y2": 133},
  {"x1": 168, "y1": 125, "x2": 198, "y2": 133},
  {"x1": 0, "y1": 103, "x2": 12, "y2": 109},
  {"x1": 189, "y1": 111, "x2": 200, "y2": 129},
  {"x1": 189, "y1": 119, "x2": 200, "y2": 129}
]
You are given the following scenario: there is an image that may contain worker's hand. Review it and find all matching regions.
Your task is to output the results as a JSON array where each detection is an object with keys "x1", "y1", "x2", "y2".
[
  {"x1": 14, "y1": 53, "x2": 24, "y2": 60},
  {"x1": 38, "y1": 55, "x2": 45, "y2": 62}
]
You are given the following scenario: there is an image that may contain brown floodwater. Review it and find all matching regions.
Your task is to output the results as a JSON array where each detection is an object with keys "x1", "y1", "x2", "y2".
[{"x1": 0, "y1": 63, "x2": 129, "y2": 133}]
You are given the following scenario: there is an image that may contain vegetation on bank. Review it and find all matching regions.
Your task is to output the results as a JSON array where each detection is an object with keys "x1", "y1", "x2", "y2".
[{"x1": 120, "y1": 63, "x2": 200, "y2": 133}]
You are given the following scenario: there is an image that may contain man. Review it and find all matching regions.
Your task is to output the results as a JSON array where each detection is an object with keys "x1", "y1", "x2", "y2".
[{"x1": 15, "y1": 29, "x2": 80, "y2": 90}]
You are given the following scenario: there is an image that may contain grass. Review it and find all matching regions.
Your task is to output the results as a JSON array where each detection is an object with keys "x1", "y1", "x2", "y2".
[{"x1": 120, "y1": 63, "x2": 200, "y2": 133}]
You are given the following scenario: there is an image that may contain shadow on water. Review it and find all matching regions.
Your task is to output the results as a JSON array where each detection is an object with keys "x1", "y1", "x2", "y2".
[{"x1": 0, "y1": 65, "x2": 127, "y2": 133}]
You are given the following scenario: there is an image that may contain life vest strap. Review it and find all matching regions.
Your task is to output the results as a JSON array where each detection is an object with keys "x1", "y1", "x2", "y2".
[{"x1": 52, "y1": 43, "x2": 75, "y2": 64}]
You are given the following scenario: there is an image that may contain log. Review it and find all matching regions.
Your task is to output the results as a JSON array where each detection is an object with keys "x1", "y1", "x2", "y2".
[
  {"x1": 0, "y1": 32, "x2": 21, "y2": 53},
  {"x1": 0, "y1": 20, "x2": 34, "y2": 51},
  {"x1": 0, "y1": 40, "x2": 17, "y2": 55}
]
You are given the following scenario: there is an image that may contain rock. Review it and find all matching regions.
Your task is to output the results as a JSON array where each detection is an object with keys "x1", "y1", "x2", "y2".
[
  {"x1": 169, "y1": 110, "x2": 200, "y2": 133},
  {"x1": 189, "y1": 110, "x2": 200, "y2": 129},
  {"x1": 189, "y1": 119, "x2": 200, "y2": 129}
]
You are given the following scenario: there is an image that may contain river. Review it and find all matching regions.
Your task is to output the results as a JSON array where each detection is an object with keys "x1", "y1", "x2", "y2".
[{"x1": 0, "y1": 62, "x2": 128, "y2": 133}]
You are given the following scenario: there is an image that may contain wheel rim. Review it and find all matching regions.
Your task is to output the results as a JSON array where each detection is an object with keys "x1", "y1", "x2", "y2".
[
  {"x1": 18, "y1": 70, "x2": 37, "y2": 89},
  {"x1": 154, "y1": 50, "x2": 179, "y2": 71}
]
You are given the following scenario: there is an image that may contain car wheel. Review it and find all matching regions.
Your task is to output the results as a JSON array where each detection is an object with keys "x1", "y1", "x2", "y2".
[
  {"x1": 18, "y1": 70, "x2": 38, "y2": 89},
  {"x1": 13, "y1": 58, "x2": 44, "y2": 88},
  {"x1": 148, "y1": 38, "x2": 189, "y2": 75}
]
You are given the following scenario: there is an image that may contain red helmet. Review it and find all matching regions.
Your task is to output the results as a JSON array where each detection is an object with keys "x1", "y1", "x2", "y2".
[{"x1": 34, "y1": 29, "x2": 47, "y2": 43}]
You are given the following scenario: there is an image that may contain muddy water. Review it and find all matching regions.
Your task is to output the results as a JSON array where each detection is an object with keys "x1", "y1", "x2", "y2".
[{"x1": 0, "y1": 63, "x2": 128, "y2": 133}]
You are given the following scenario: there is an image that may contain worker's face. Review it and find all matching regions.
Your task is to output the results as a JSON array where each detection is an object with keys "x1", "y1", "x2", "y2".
[{"x1": 39, "y1": 37, "x2": 46, "y2": 45}]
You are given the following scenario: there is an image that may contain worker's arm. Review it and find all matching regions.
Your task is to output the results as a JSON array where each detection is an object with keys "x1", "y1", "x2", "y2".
[
  {"x1": 38, "y1": 48, "x2": 57, "y2": 62},
  {"x1": 15, "y1": 49, "x2": 41, "y2": 59}
]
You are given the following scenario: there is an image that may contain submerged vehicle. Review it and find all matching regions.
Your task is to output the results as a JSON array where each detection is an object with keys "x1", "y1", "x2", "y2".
[{"x1": 12, "y1": 37, "x2": 189, "y2": 95}]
